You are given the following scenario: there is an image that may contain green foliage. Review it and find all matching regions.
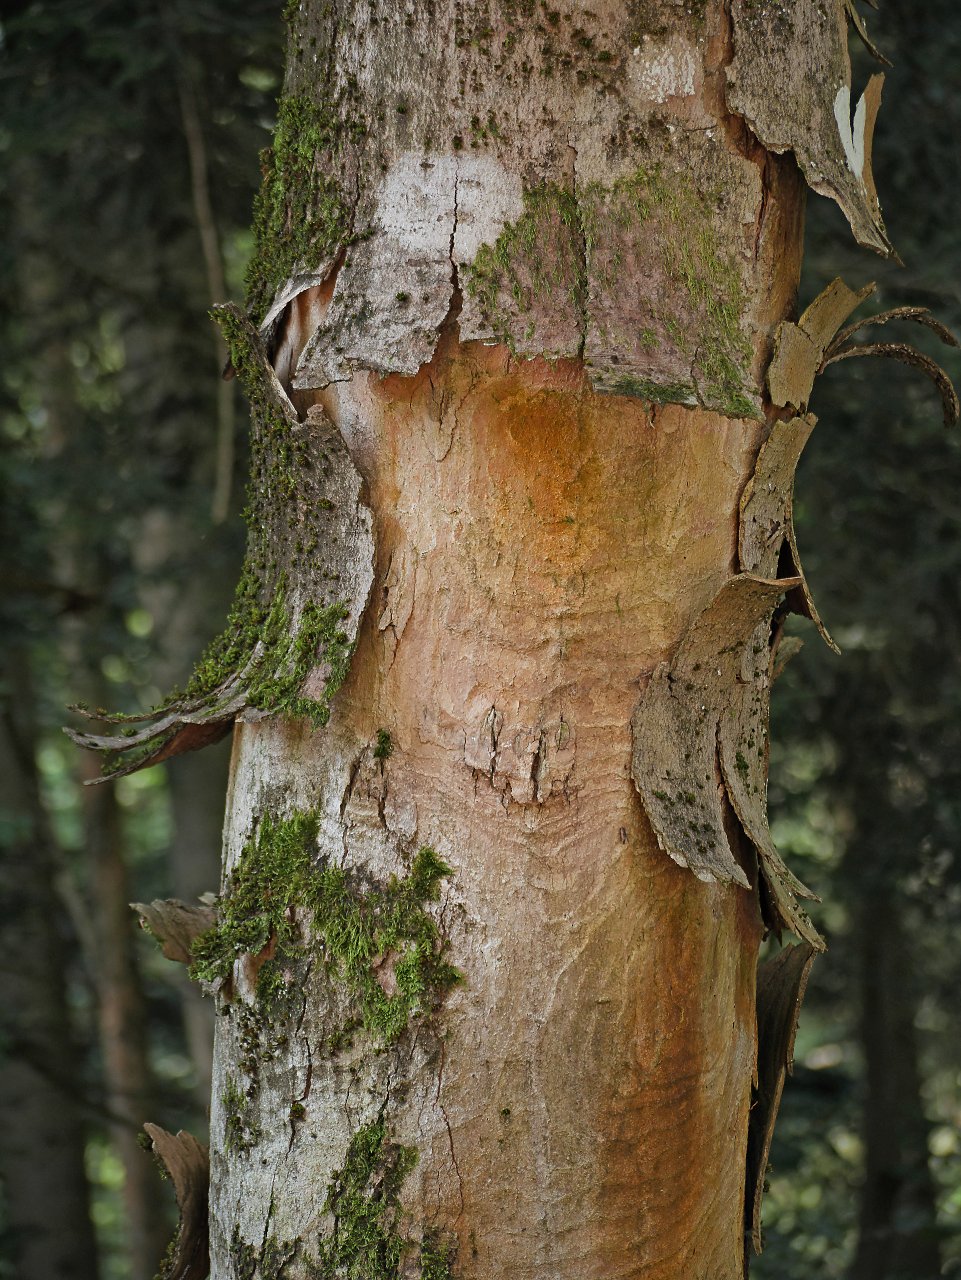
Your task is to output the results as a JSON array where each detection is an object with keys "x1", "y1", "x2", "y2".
[
  {"x1": 191, "y1": 812, "x2": 460, "y2": 1044},
  {"x1": 0, "y1": 1, "x2": 281, "y2": 1273}
]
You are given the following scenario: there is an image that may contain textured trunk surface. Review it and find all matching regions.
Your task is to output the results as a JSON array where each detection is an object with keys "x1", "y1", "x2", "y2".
[
  {"x1": 181, "y1": 1, "x2": 894, "y2": 1277},
  {"x1": 213, "y1": 361, "x2": 766, "y2": 1278}
]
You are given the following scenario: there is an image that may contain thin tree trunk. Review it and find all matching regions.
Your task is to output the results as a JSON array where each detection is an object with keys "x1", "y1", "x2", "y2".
[
  {"x1": 0, "y1": 646, "x2": 100, "y2": 1280},
  {"x1": 173, "y1": 48, "x2": 237, "y2": 523},
  {"x1": 829, "y1": 674, "x2": 943, "y2": 1280},
  {"x1": 167, "y1": 747, "x2": 229, "y2": 1107},
  {"x1": 80, "y1": 739, "x2": 170, "y2": 1277},
  {"x1": 851, "y1": 888, "x2": 942, "y2": 1280}
]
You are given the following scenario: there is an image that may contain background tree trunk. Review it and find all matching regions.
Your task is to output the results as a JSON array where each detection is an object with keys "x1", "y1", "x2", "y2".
[
  {"x1": 851, "y1": 887, "x2": 942, "y2": 1280},
  {"x1": 0, "y1": 646, "x2": 100, "y2": 1280},
  {"x1": 80, "y1": 736, "x2": 170, "y2": 1278}
]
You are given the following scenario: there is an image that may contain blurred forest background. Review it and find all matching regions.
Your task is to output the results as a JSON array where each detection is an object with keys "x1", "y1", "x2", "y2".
[{"x1": 1, "y1": 2, "x2": 959, "y2": 1278}]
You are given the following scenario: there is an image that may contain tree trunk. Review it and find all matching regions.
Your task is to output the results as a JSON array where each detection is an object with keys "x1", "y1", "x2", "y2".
[
  {"x1": 0, "y1": 646, "x2": 100, "y2": 1280},
  {"x1": 215, "y1": 5, "x2": 808, "y2": 1276},
  {"x1": 851, "y1": 888, "x2": 942, "y2": 1280},
  {"x1": 75, "y1": 2, "x2": 902, "y2": 1276},
  {"x1": 80, "y1": 743, "x2": 170, "y2": 1278}
]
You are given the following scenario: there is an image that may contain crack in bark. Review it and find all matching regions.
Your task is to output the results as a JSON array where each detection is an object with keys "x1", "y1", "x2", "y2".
[
  {"x1": 435, "y1": 1038, "x2": 466, "y2": 1222},
  {"x1": 567, "y1": 140, "x2": 588, "y2": 363},
  {"x1": 339, "y1": 749, "x2": 366, "y2": 864},
  {"x1": 530, "y1": 730, "x2": 548, "y2": 804}
]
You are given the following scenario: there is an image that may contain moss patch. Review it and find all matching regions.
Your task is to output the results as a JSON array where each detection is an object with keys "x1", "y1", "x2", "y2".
[
  {"x1": 222, "y1": 1074, "x2": 260, "y2": 1155},
  {"x1": 599, "y1": 166, "x2": 755, "y2": 415},
  {"x1": 465, "y1": 164, "x2": 758, "y2": 416},
  {"x1": 83, "y1": 307, "x2": 364, "y2": 780},
  {"x1": 245, "y1": 94, "x2": 355, "y2": 323},
  {"x1": 466, "y1": 182, "x2": 586, "y2": 353},
  {"x1": 419, "y1": 1232, "x2": 457, "y2": 1279},
  {"x1": 191, "y1": 811, "x2": 461, "y2": 1045},
  {"x1": 313, "y1": 1119, "x2": 417, "y2": 1278},
  {"x1": 609, "y1": 374, "x2": 697, "y2": 406},
  {"x1": 228, "y1": 1116, "x2": 456, "y2": 1278},
  {"x1": 230, "y1": 1226, "x2": 296, "y2": 1280},
  {"x1": 180, "y1": 307, "x2": 353, "y2": 725},
  {"x1": 308, "y1": 1119, "x2": 456, "y2": 1279}
]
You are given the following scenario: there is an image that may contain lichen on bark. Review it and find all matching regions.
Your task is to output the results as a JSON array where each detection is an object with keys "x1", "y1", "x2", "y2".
[{"x1": 464, "y1": 161, "x2": 759, "y2": 416}]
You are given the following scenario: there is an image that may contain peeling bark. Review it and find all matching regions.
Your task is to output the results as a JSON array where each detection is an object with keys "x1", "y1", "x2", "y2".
[
  {"x1": 767, "y1": 275, "x2": 959, "y2": 424},
  {"x1": 144, "y1": 1124, "x2": 211, "y2": 1280},
  {"x1": 745, "y1": 942, "x2": 817, "y2": 1254},
  {"x1": 67, "y1": 309, "x2": 375, "y2": 780},
  {"x1": 727, "y1": 0, "x2": 892, "y2": 256},
  {"x1": 264, "y1": 0, "x2": 805, "y2": 420},
  {"x1": 133, "y1": 897, "x2": 218, "y2": 965}
]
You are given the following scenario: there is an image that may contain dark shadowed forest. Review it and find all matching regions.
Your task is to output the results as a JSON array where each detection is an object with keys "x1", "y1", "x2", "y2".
[{"x1": 1, "y1": 2, "x2": 959, "y2": 1277}]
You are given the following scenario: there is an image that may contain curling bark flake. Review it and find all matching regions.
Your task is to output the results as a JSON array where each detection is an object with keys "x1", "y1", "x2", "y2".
[{"x1": 70, "y1": 2, "x2": 937, "y2": 1278}]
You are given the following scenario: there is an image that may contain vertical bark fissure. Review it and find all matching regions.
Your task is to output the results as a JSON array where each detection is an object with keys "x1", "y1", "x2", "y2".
[{"x1": 568, "y1": 139, "x2": 588, "y2": 363}]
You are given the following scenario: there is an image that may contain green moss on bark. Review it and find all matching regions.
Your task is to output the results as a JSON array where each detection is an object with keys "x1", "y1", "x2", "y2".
[
  {"x1": 467, "y1": 182, "x2": 587, "y2": 350},
  {"x1": 191, "y1": 812, "x2": 461, "y2": 1045},
  {"x1": 306, "y1": 1119, "x2": 455, "y2": 1280},
  {"x1": 222, "y1": 1074, "x2": 260, "y2": 1155},
  {"x1": 173, "y1": 308, "x2": 355, "y2": 726},
  {"x1": 312, "y1": 1120, "x2": 417, "y2": 1278},
  {"x1": 466, "y1": 165, "x2": 758, "y2": 417},
  {"x1": 245, "y1": 94, "x2": 353, "y2": 323},
  {"x1": 228, "y1": 1116, "x2": 456, "y2": 1278}
]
